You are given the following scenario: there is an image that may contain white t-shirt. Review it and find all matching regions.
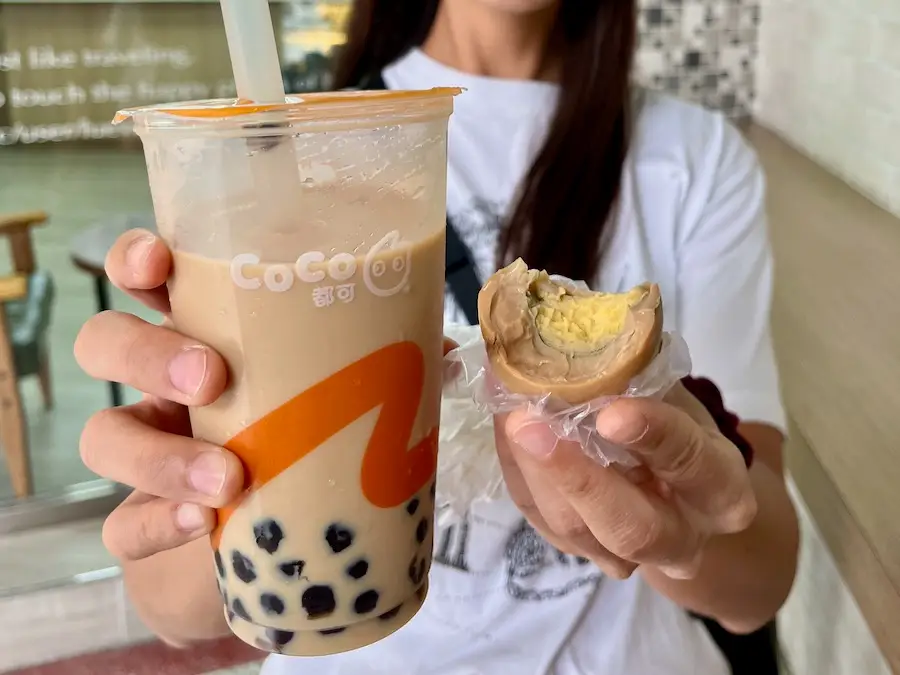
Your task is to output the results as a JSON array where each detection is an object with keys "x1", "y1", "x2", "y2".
[{"x1": 263, "y1": 48, "x2": 786, "y2": 675}]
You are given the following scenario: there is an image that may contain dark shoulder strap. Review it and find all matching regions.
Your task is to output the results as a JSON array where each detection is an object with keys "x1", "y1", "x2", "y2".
[
  {"x1": 358, "y1": 71, "x2": 388, "y2": 90},
  {"x1": 444, "y1": 222, "x2": 481, "y2": 326},
  {"x1": 359, "y1": 70, "x2": 481, "y2": 325}
]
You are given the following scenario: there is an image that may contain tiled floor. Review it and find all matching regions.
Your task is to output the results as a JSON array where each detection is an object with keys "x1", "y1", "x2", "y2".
[
  {"x1": 0, "y1": 145, "x2": 154, "y2": 502},
  {"x1": 207, "y1": 666, "x2": 262, "y2": 675},
  {"x1": 3, "y1": 635, "x2": 264, "y2": 674},
  {"x1": 0, "y1": 516, "x2": 269, "y2": 673}
]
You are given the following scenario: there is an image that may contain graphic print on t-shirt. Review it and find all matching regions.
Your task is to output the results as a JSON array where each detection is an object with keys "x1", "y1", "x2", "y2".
[
  {"x1": 440, "y1": 201, "x2": 604, "y2": 603},
  {"x1": 433, "y1": 513, "x2": 603, "y2": 602},
  {"x1": 450, "y1": 199, "x2": 504, "y2": 277}
]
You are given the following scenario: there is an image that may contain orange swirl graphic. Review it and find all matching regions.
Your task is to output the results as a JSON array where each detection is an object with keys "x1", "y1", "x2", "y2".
[{"x1": 211, "y1": 341, "x2": 438, "y2": 548}]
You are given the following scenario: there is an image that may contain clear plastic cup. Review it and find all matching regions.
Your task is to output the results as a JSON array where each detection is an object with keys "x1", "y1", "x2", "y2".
[{"x1": 115, "y1": 89, "x2": 459, "y2": 656}]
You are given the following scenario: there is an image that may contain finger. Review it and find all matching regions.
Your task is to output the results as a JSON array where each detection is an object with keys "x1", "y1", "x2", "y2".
[
  {"x1": 105, "y1": 229, "x2": 172, "y2": 313},
  {"x1": 495, "y1": 422, "x2": 562, "y2": 537},
  {"x1": 505, "y1": 410, "x2": 701, "y2": 568},
  {"x1": 442, "y1": 337, "x2": 458, "y2": 355},
  {"x1": 442, "y1": 338, "x2": 461, "y2": 385},
  {"x1": 81, "y1": 404, "x2": 243, "y2": 507},
  {"x1": 75, "y1": 311, "x2": 227, "y2": 406},
  {"x1": 656, "y1": 549, "x2": 706, "y2": 581},
  {"x1": 596, "y1": 398, "x2": 756, "y2": 533},
  {"x1": 499, "y1": 443, "x2": 637, "y2": 579},
  {"x1": 495, "y1": 422, "x2": 636, "y2": 578},
  {"x1": 103, "y1": 491, "x2": 215, "y2": 561},
  {"x1": 132, "y1": 394, "x2": 193, "y2": 436}
]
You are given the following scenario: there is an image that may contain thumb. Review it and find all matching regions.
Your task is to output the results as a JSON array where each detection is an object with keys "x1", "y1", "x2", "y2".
[{"x1": 507, "y1": 410, "x2": 560, "y2": 458}]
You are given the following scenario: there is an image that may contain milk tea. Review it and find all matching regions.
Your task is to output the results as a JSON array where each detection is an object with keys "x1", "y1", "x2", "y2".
[
  {"x1": 168, "y1": 225, "x2": 445, "y2": 656},
  {"x1": 125, "y1": 87, "x2": 457, "y2": 655}
]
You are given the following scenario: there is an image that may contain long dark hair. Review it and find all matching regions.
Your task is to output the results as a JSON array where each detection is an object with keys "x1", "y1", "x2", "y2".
[{"x1": 334, "y1": 0, "x2": 636, "y2": 283}]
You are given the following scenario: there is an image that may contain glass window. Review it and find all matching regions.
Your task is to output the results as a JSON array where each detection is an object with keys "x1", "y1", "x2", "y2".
[{"x1": 0, "y1": 0, "x2": 350, "y2": 512}]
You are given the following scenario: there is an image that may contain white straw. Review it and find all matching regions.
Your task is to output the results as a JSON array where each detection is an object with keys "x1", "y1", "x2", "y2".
[
  {"x1": 217, "y1": 0, "x2": 301, "y2": 244},
  {"x1": 220, "y1": 0, "x2": 286, "y2": 103}
]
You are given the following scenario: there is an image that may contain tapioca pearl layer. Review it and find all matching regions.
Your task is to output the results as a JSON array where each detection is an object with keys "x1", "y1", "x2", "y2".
[
  {"x1": 219, "y1": 509, "x2": 432, "y2": 630},
  {"x1": 218, "y1": 505, "x2": 435, "y2": 629},
  {"x1": 225, "y1": 582, "x2": 430, "y2": 657},
  {"x1": 215, "y1": 454, "x2": 437, "y2": 630}
]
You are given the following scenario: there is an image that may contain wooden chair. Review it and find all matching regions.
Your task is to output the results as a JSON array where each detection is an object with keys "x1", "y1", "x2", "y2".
[{"x1": 0, "y1": 211, "x2": 55, "y2": 499}]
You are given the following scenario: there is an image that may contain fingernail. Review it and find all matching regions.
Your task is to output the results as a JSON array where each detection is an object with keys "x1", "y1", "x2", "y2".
[
  {"x1": 659, "y1": 551, "x2": 704, "y2": 580},
  {"x1": 189, "y1": 451, "x2": 227, "y2": 497},
  {"x1": 175, "y1": 503, "x2": 206, "y2": 532},
  {"x1": 168, "y1": 347, "x2": 208, "y2": 396},
  {"x1": 125, "y1": 234, "x2": 155, "y2": 270},
  {"x1": 511, "y1": 421, "x2": 558, "y2": 458},
  {"x1": 657, "y1": 563, "x2": 696, "y2": 580},
  {"x1": 597, "y1": 407, "x2": 649, "y2": 445}
]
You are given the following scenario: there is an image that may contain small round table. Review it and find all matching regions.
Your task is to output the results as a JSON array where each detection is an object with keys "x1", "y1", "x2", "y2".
[{"x1": 70, "y1": 213, "x2": 157, "y2": 407}]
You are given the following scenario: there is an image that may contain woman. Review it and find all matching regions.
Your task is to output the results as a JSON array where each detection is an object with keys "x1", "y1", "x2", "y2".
[{"x1": 75, "y1": 0, "x2": 799, "y2": 673}]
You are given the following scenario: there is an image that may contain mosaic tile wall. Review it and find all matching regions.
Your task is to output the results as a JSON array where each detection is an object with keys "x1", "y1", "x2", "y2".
[{"x1": 635, "y1": 0, "x2": 761, "y2": 119}]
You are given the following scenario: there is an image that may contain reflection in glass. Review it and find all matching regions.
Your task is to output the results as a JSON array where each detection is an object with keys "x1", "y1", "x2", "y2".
[{"x1": 0, "y1": 0, "x2": 351, "y2": 506}]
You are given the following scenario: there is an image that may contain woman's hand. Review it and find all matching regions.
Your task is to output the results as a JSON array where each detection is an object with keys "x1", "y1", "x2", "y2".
[
  {"x1": 75, "y1": 229, "x2": 245, "y2": 562},
  {"x1": 495, "y1": 383, "x2": 758, "y2": 580},
  {"x1": 77, "y1": 231, "x2": 459, "y2": 563}
]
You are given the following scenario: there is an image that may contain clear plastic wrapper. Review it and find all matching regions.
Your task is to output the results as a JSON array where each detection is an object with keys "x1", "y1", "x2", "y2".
[{"x1": 436, "y1": 296, "x2": 692, "y2": 525}]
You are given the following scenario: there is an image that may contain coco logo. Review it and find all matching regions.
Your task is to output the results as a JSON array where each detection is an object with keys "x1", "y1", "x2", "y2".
[{"x1": 230, "y1": 230, "x2": 412, "y2": 298}]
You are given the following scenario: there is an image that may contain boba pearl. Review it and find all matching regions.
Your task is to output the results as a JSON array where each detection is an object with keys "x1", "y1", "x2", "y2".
[
  {"x1": 278, "y1": 559, "x2": 306, "y2": 579},
  {"x1": 302, "y1": 585, "x2": 337, "y2": 619},
  {"x1": 354, "y1": 589, "x2": 380, "y2": 615},
  {"x1": 408, "y1": 557, "x2": 421, "y2": 585},
  {"x1": 416, "y1": 518, "x2": 429, "y2": 544},
  {"x1": 231, "y1": 551, "x2": 257, "y2": 583},
  {"x1": 319, "y1": 627, "x2": 347, "y2": 636},
  {"x1": 408, "y1": 557, "x2": 426, "y2": 585},
  {"x1": 254, "y1": 519, "x2": 285, "y2": 555},
  {"x1": 232, "y1": 597, "x2": 252, "y2": 622},
  {"x1": 266, "y1": 628, "x2": 295, "y2": 648},
  {"x1": 260, "y1": 593, "x2": 286, "y2": 616},
  {"x1": 214, "y1": 550, "x2": 226, "y2": 578},
  {"x1": 406, "y1": 498, "x2": 420, "y2": 516},
  {"x1": 379, "y1": 605, "x2": 402, "y2": 621},
  {"x1": 346, "y1": 559, "x2": 369, "y2": 580},
  {"x1": 429, "y1": 481, "x2": 436, "y2": 500},
  {"x1": 325, "y1": 523, "x2": 355, "y2": 554}
]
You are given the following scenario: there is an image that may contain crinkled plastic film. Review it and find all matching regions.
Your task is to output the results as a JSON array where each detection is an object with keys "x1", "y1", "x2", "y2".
[{"x1": 436, "y1": 307, "x2": 692, "y2": 525}]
